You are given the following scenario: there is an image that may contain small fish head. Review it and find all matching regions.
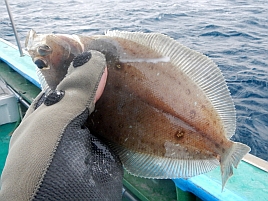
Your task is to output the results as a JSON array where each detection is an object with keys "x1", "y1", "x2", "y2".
[
  {"x1": 33, "y1": 44, "x2": 52, "y2": 69},
  {"x1": 25, "y1": 29, "x2": 51, "y2": 69},
  {"x1": 25, "y1": 30, "x2": 83, "y2": 89}
]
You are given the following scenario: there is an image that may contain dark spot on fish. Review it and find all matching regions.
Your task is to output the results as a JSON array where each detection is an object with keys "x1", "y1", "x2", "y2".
[
  {"x1": 190, "y1": 110, "x2": 196, "y2": 119},
  {"x1": 175, "y1": 130, "x2": 184, "y2": 138},
  {"x1": 222, "y1": 148, "x2": 225, "y2": 153},
  {"x1": 215, "y1": 143, "x2": 220, "y2": 148},
  {"x1": 186, "y1": 89, "x2": 191, "y2": 95}
]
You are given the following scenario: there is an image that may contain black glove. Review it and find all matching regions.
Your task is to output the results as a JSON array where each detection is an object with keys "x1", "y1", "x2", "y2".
[{"x1": 0, "y1": 50, "x2": 123, "y2": 201}]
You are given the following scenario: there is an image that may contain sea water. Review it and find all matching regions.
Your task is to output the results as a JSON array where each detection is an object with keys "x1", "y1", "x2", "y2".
[{"x1": 0, "y1": 0, "x2": 267, "y2": 160}]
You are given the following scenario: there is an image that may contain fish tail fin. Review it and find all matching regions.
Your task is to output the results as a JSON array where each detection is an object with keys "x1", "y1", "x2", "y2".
[{"x1": 220, "y1": 142, "x2": 250, "y2": 191}]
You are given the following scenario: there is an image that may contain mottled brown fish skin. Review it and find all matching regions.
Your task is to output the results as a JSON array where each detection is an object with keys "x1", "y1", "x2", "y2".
[{"x1": 87, "y1": 38, "x2": 229, "y2": 162}]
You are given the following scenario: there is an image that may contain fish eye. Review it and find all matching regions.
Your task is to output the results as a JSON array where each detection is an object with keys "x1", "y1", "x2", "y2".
[
  {"x1": 39, "y1": 44, "x2": 50, "y2": 50},
  {"x1": 38, "y1": 44, "x2": 52, "y2": 56}
]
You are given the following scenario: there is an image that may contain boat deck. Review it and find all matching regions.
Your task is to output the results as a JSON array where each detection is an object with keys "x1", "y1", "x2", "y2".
[{"x1": 0, "y1": 38, "x2": 267, "y2": 201}]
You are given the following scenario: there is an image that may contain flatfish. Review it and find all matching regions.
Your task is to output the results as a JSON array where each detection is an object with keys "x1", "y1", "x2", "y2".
[{"x1": 25, "y1": 29, "x2": 251, "y2": 189}]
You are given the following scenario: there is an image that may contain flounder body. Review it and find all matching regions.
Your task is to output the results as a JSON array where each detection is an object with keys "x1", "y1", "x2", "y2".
[{"x1": 25, "y1": 30, "x2": 250, "y2": 189}]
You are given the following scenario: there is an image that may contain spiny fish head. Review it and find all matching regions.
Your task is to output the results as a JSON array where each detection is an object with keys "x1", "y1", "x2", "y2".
[
  {"x1": 25, "y1": 29, "x2": 84, "y2": 89},
  {"x1": 26, "y1": 29, "x2": 75, "y2": 70},
  {"x1": 25, "y1": 29, "x2": 51, "y2": 69},
  {"x1": 34, "y1": 44, "x2": 52, "y2": 68}
]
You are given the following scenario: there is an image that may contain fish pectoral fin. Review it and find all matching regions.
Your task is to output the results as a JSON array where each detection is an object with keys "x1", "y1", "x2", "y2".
[{"x1": 220, "y1": 142, "x2": 251, "y2": 190}]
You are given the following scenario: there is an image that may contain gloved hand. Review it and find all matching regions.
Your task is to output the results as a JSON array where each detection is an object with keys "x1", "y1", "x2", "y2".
[{"x1": 0, "y1": 50, "x2": 123, "y2": 201}]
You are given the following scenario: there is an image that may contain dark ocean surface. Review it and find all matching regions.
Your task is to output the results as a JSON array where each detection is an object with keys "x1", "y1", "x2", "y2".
[{"x1": 0, "y1": 0, "x2": 267, "y2": 160}]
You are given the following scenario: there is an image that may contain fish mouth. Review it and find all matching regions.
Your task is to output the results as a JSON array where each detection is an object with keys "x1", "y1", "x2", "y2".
[{"x1": 34, "y1": 58, "x2": 50, "y2": 70}]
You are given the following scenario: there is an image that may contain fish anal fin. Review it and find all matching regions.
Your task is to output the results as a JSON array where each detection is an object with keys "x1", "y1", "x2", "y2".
[
  {"x1": 220, "y1": 142, "x2": 251, "y2": 190},
  {"x1": 108, "y1": 141, "x2": 219, "y2": 179}
]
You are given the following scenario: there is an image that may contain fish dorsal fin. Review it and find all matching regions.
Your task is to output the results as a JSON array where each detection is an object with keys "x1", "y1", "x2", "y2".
[{"x1": 106, "y1": 30, "x2": 236, "y2": 139}]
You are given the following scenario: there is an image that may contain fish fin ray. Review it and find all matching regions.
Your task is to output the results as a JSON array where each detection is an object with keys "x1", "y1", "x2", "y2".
[
  {"x1": 36, "y1": 68, "x2": 51, "y2": 93},
  {"x1": 106, "y1": 30, "x2": 236, "y2": 139},
  {"x1": 220, "y1": 142, "x2": 251, "y2": 190},
  {"x1": 25, "y1": 29, "x2": 36, "y2": 49},
  {"x1": 109, "y1": 142, "x2": 219, "y2": 179}
]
